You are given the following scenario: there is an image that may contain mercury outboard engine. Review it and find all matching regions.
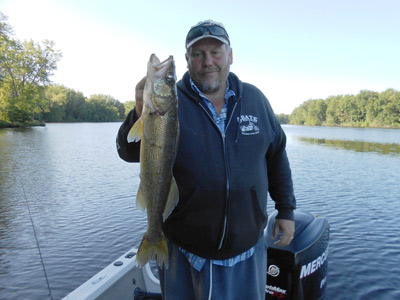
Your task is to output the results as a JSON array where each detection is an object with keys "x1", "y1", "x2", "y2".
[{"x1": 265, "y1": 211, "x2": 329, "y2": 300}]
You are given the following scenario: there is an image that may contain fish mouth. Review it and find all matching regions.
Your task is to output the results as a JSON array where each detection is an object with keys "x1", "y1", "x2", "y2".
[{"x1": 151, "y1": 54, "x2": 174, "y2": 71}]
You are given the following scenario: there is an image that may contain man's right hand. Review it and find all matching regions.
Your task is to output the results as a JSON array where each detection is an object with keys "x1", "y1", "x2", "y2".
[{"x1": 135, "y1": 76, "x2": 146, "y2": 118}]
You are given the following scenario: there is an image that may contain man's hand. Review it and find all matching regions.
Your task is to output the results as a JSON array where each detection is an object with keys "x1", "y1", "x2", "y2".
[
  {"x1": 135, "y1": 76, "x2": 146, "y2": 118},
  {"x1": 272, "y1": 219, "x2": 295, "y2": 247}
]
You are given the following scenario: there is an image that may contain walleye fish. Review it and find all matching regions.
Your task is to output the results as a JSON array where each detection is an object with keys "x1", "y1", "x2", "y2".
[{"x1": 127, "y1": 54, "x2": 179, "y2": 268}]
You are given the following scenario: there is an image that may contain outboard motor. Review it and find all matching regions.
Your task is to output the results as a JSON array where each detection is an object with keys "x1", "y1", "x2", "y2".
[{"x1": 265, "y1": 211, "x2": 329, "y2": 300}]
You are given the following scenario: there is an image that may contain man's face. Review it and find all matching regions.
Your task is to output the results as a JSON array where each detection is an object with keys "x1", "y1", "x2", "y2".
[{"x1": 186, "y1": 38, "x2": 233, "y2": 95}]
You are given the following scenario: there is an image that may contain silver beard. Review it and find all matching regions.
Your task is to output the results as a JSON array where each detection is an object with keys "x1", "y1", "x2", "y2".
[{"x1": 198, "y1": 80, "x2": 220, "y2": 94}]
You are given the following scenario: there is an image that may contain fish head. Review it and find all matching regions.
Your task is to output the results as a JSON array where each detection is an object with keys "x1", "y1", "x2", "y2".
[{"x1": 144, "y1": 54, "x2": 177, "y2": 113}]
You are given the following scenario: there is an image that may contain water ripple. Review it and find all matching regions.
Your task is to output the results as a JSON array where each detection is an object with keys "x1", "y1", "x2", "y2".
[{"x1": 1, "y1": 124, "x2": 400, "y2": 299}]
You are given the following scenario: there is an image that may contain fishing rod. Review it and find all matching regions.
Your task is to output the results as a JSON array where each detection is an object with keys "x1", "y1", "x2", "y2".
[{"x1": 19, "y1": 174, "x2": 54, "y2": 300}]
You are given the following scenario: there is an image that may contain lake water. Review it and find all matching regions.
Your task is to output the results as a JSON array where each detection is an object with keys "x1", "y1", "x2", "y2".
[{"x1": 0, "y1": 123, "x2": 399, "y2": 300}]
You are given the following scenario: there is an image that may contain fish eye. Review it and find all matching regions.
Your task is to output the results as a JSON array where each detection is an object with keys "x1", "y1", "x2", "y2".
[{"x1": 165, "y1": 72, "x2": 175, "y2": 85}]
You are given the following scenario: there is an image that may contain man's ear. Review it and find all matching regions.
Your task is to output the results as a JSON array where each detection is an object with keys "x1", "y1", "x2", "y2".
[{"x1": 185, "y1": 53, "x2": 189, "y2": 68}]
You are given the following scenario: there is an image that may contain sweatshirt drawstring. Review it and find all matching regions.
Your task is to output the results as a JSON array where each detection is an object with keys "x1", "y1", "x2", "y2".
[
  {"x1": 235, "y1": 96, "x2": 242, "y2": 143},
  {"x1": 208, "y1": 260, "x2": 213, "y2": 300}
]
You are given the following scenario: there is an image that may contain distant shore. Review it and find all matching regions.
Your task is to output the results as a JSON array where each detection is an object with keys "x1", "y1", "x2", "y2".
[{"x1": 2, "y1": 120, "x2": 399, "y2": 130}]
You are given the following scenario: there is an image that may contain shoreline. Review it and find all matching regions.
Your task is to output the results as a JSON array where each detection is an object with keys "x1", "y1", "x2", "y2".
[
  {"x1": 284, "y1": 123, "x2": 400, "y2": 130},
  {"x1": 2, "y1": 121, "x2": 400, "y2": 130}
]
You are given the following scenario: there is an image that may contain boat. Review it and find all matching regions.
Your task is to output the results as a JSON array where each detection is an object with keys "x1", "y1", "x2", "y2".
[
  {"x1": 63, "y1": 211, "x2": 329, "y2": 300},
  {"x1": 62, "y1": 246, "x2": 160, "y2": 300}
]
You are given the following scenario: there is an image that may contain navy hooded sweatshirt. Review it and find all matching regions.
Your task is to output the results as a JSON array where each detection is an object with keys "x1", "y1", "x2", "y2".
[{"x1": 117, "y1": 71, "x2": 296, "y2": 260}]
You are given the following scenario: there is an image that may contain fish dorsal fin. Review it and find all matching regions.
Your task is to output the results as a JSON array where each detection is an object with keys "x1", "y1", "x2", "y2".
[
  {"x1": 127, "y1": 117, "x2": 143, "y2": 143},
  {"x1": 163, "y1": 176, "x2": 179, "y2": 221},
  {"x1": 136, "y1": 184, "x2": 146, "y2": 211}
]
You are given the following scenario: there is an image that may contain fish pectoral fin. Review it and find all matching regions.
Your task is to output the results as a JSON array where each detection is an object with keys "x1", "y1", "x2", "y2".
[
  {"x1": 127, "y1": 117, "x2": 143, "y2": 143},
  {"x1": 163, "y1": 176, "x2": 179, "y2": 221},
  {"x1": 136, "y1": 184, "x2": 146, "y2": 211}
]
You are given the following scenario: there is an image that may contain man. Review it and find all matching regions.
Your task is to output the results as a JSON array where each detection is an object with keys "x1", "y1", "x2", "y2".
[{"x1": 117, "y1": 20, "x2": 296, "y2": 300}]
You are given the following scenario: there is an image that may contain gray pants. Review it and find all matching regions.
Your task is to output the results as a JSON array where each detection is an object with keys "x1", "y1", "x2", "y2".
[{"x1": 158, "y1": 237, "x2": 267, "y2": 300}]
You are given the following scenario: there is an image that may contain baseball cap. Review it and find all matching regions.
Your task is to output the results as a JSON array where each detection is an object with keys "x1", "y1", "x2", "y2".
[{"x1": 185, "y1": 20, "x2": 230, "y2": 49}]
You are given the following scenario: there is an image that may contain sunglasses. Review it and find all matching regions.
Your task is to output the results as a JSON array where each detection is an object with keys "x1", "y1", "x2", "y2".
[{"x1": 186, "y1": 24, "x2": 230, "y2": 46}]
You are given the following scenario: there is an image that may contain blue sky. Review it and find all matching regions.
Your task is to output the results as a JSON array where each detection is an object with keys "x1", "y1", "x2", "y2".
[{"x1": 1, "y1": 0, "x2": 399, "y2": 113}]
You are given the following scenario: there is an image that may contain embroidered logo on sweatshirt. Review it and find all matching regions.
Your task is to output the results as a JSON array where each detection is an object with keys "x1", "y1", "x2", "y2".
[{"x1": 237, "y1": 115, "x2": 260, "y2": 135}]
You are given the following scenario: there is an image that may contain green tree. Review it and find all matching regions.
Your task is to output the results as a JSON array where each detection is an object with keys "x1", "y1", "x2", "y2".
[
  {"x1": 380, "y1": 89, "x2": 400, "y2": 126},
  {"x1": 275, "y1": 113, "x2": 290, "y2": 124},
  {"x1": 86, "y1": 94, "x2": 119, "y2": 121},
  {"x1": 0, "y1": 12, "x2": 61, "y2": 125},
  {"x1": 355, "y1": 90, "x2": 378, "y2": 126},
  {"x1": 124, "y1": 100, "x2": 135, "y2": 117},
  {"x1": 44, "y1": 86, "x2": 126, "y2": 122},
  {"x1": 290, "y1": 89, "x2": 400, "y2": 128},
  {"x1": 43, "y1": 85, "x2": 85, "y2": 122},
  {"x1": 110, "y1": 98, "x2": 125, "y2": 119},
  {"x1": 359, "y1": 90, "x2": 379, "y2": 126},
  {"x1": 306, "y1": 99, "x2": 327, "y2": 125},
  {"x1": 43, "y1": 84, "x2": 68, "y2": 121},
  {"x1": 325, "y1": 95, "x2": 342, "y2": 125},
  {"x1": 290, "y1": 103, "x2": 308, "y2": 125},
  {"x1": 337, "y1": 95, "x2": 357, "y2": 124},
  {"x1": 64, "y1": 89, "x2": 86, "y2": 121}
]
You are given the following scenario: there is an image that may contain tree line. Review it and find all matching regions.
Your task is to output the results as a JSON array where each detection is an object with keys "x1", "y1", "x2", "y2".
[
  {"x1": 289, "y1": 89, "x2": 400, "y2": 128},
  {"x1": 43, "y1": 84, "x2": 136, "y2": 122},
  {"x1": 2, "y1": 12, "x2": 399, "y2": 128},
  {"x1": 1, "y1": 12, "x2": 60, "y2": 126},
  {"x1": 1, "y1": 12, "x2": 135, "y2": 127}
]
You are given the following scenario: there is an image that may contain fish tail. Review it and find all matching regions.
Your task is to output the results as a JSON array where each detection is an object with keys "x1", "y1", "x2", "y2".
[{"x1": 136, "y1": 235, "x2": 169, "y2": 269}]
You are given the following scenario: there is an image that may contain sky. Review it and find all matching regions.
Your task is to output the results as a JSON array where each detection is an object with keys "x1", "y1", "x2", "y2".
[{"x1": 1, "y1": 0, "x2": 399, "y2": 114}]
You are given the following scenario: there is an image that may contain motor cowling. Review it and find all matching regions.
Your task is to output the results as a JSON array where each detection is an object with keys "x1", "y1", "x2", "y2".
[{"x1": 265, "y1": 211, "x2": 329, "y2": 300}]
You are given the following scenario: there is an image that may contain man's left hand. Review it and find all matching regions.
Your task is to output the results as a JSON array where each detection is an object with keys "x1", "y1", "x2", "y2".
[{"x1": 272, "y1": 219, "x2": 295, "y2": 247}]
